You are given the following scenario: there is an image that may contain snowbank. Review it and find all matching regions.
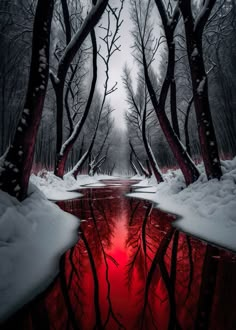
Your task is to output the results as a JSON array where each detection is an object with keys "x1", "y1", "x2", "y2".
[
  {"x1": 30, "y1": 171, "x2": 82, "y2": 200},
  {"x1": 128, "y1": 158, "x2": 236, "y2": 252},
  {"x1": 66, "y1": 174, "x2": 106, "y2": 189},
  {"x1": 0, "y1": 184, "x2": 79, "y2": 321}
]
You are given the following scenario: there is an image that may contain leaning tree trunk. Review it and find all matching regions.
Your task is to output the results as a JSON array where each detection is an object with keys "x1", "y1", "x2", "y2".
[
  {"x1": 54, "y1": 29, "x2": 97, "y2": 178},
  {"x1": 170, "y1": 77, "x2": 180, "y2": 139},
  {"x1": 142, "y1": 43, "x2": 199, "y2": 186},
  {"x1": 142, "y1": 101, "x2": 163, "y2": 183},
  {"x1": 150, "y1": 0, "x2": 199, "y2": 186},
  {"x1": 51, "y1": 0, "x2": 109, "y2": 168},
  {"x1": 0, "y1": 0, "x2": 54, "y2": 200},
  {"x1": 179, "y1": 0, "x2": 222, "y2": 180}
]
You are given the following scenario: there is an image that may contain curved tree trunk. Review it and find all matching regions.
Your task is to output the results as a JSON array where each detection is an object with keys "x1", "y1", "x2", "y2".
[
  {"x1": 51, "y1": 0, "x2": 109, "y2": 164},
  {"x1": 179, "y1": 0, "x2": 222, "y2": 180},
  {"x1": 142, "y1": 42, "x2": 199, "y2": 185},
  {"x1": 54, "y1": 29, "x2": 97, "y2": 178},
  {"x1": 170, "y1": 79, "x2": 180, "y2": 139},
  {"x1": 0, "y1": 0, "x2": 54, "y2": 200},
  {"x1": 150, "y1": 0, "x2": 200, "y2": 185},
  {"x1": 142, "y1": 99, "x2": 163, "y2": 183}
]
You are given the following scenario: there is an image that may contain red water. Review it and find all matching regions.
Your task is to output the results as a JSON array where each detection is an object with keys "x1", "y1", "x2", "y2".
[{"x1": 2, "y1": 180, "x2": 236, "y2": 330}]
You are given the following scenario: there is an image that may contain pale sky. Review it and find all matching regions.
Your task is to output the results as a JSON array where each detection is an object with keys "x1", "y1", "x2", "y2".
[
  {"x1": 95, "y1": 0, "x2": 164, "y2": 131},
  {"x1": 96, "y1": 0, "x2": 135, "y2": 130}
]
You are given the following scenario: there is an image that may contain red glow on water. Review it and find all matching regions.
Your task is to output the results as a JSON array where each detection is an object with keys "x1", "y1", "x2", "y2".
[{"x1": 2, "y1": 180, "x2": 236, "y2": 330}]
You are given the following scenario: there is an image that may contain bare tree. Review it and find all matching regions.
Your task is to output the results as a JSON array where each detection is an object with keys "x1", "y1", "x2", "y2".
[
  {"x1": 178, "y1": 0, "x2": 222, "y2": 179},
  {"x1": 131, "y1": 0, "x2": 199, "y2": 185},
  {"x1": 123, "y1": 66, "x2": 163, "y2": 183},
  {"x1": 69, "y1": 1, "x2": 124, "y2": 178},
  {"x1": 50, "y1": 0, "x2": 109, "y2": 173},
  {"x1": 0, "y1": 0, "x2": 54, "y2": 200}
]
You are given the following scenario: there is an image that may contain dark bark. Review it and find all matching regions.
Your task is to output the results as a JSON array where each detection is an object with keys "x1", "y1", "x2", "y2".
[
  {"x1": 142, "y1": 98, "x2": 163, "y2": 183},
  {"x1": 184, "y1": 97, "x2": 194, "y2": 157},
  {"x1": 149, "y1": 0, "x2": 199, "y2": 185},
  {"x1": 130, "y1": 152, "x2": 139, "y2": 176},
  {"x1": 72, "y1": 116, "x2": 102, "y2": 178},
  {"x1": 146, "y1": 159, "x2": 152, "y2": 177},
  {"x1": 53, "y1": 0, "x2": 108, "y2": 157},
  {"x1": 143, "y1": 48, "x2": 199, "y2": 185},
  {"x1": 129, "y1": 141, "x2": 150, "y2": 177},
  {"x1": 61, "y1": 0, "x2": 72, "y2": 45},
  {"x1": 170, "y1": 79, "x2": 180, "y2": 139},
  {"x1": 54, "y1": 29, "x2": 97, "y2": 178},
  {"x1": 179, "y1": 0, "x2": 222, "y2": 180},
  {"x1": 195, "y1": 245, "x2": 219, "y2": 329},
  {"x1": 89, "y1": 128, "x2": 110, "y2": 176},
  {"x1": 0, "y1": 0, "x2": 54, "y2": 200}
]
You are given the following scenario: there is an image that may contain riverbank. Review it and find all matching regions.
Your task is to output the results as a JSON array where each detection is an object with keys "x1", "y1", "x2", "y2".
[{"x1": 128, "y1": 157, "x2": 236, "y2": 251}]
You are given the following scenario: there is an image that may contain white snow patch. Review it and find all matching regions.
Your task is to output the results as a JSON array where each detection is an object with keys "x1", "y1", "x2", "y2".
[
  {"x1": 128, "y1": 158, "x2": 236, "y2": 251},
  {"x1": 197, "y1": 76, "x2": 206, "y2": 94},
  {"x1": 30, "y1": 171, "x2": 82, "y2": 201},
  {"x1": 65, "y1": 174, "x2": 107, "y2": 191},
  {"x1": 0, "y1": 184, "x2": 79, "y2": 321},
  {"x1": 191, "y1": 47, "x2": 198, "y2": 58}
]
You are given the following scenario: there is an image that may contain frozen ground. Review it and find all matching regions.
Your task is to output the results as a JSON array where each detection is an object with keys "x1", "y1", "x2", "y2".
[
  {"x1": 31, "y1": 171, "x2": 119, "y2": 199},
  {"x1": 128, "y1": 157, "x2": 236, "y2": 252},
  {"x1": 0, "y1": 184, "x2": 79, "y2": 321}
]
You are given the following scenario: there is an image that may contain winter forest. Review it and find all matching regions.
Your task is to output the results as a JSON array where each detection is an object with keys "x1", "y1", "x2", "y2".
[{"x1": 0, "y1": 0, "x2": 236, "y2": 329}]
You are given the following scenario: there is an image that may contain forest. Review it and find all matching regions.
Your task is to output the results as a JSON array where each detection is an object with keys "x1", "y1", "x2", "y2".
[
  {"x1": 0, "y1": 0, "x2": 235, "y2": 199},
  {"x1": 0, "y1": 0, "x2": 236, "y2": 328}
]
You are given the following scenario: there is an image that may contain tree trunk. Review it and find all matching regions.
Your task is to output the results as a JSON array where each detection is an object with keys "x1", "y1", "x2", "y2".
[
  {"x1": 129, "y1": 141, "x2": 150, "y2": 177},
  {"x1": 170, "y1": 79, "x2": 180, "y2": 139},
  {"x1": 0, "y1": 0, "x2": 54, "y2": 200},
  {"x1": 179, "y1": 0, "x2": 222, "y2": 180},
  {"x1": 184, "y1": 97, "x2": 194, "y2": 157},
  {"x1": 142, "y1": 43, "x2": 199, "y2": 186},
  {"x1": 54, "y1": 29, "x2": 97, "y2": 178},
  {"x1": 151, "y1": 0, "x2": 199, "y2": 185},
  {"x1": 142, "y1": 101, "x2": 163, "y2": 183},
  {"x1": 52, "y1": 0, "x2": 108, "y2": 171}
]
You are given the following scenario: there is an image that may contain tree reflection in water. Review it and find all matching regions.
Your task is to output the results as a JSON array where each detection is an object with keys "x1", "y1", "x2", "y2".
[{"x1": 2, "y1": 180, "x2": 236, "y2": 330}]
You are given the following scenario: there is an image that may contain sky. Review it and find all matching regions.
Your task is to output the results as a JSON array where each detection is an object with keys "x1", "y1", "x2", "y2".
[
  {"x1": 95, "y1": 0, "x2": 164, "y2": 131},
  {"x1": 96, "y1": 0, "x2": 136, "y2": 131}
]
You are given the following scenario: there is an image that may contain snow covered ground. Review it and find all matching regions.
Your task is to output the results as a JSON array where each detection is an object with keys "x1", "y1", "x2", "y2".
[
  {"x1": 30, "y1": 171, "x2": 119, "y2": 200},
  {"x1": 0, "y1": 183, "x2": 79, "y2": 321},
  {"x1": 128, "y1": 157, "x2": 236, "y2": 252}
]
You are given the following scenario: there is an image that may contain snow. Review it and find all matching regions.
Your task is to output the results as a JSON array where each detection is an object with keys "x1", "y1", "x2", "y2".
[
  {"x1": 31, "y1": 172, "x2": 114, "y2": 195},
  {"x1": 191, "y1": 47, "x2": 199, "y2": 58},
  {"x1": 65, "y1": 174, "x2": 107, "y2": 190},
  {"x1": 0, "y1": 184, "x2": 79, "y2": 321},
  {"x1": 197, "y1": 76, "x2": 206, "y2": 94},
  {"x1": 30, "y1": 171, "x2": 82, "y2": 201},
  {"x1": 23, "y1": 108, "x2": 30, "y2": 115},
  {"x1": 128, "y1": 157, "x2": 236, "y2": 252}
]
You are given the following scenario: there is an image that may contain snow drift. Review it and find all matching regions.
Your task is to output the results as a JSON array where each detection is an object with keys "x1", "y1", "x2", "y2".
[{"x1": 0, "y1": 184, "x2": 79, "y2": 321}]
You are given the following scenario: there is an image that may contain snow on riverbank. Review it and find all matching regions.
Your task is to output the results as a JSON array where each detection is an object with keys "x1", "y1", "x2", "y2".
[
  {"x1": 30, "y1": 171, "x2": 119, "y2": 199},
  {"x1": 128, "y1": 157, "x2": 236, "y2": 252},
  {"x1": 30, "y1": 171, "x2": 82, "y2": 201},
  {"x1": 0, "y1": 184, "x2": 79, "y2": 322}
]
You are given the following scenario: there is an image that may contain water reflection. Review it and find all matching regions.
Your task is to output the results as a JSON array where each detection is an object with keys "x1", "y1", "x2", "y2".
[{"x1": 2, "y1": 180, "x2": 236, "y2": 330}]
